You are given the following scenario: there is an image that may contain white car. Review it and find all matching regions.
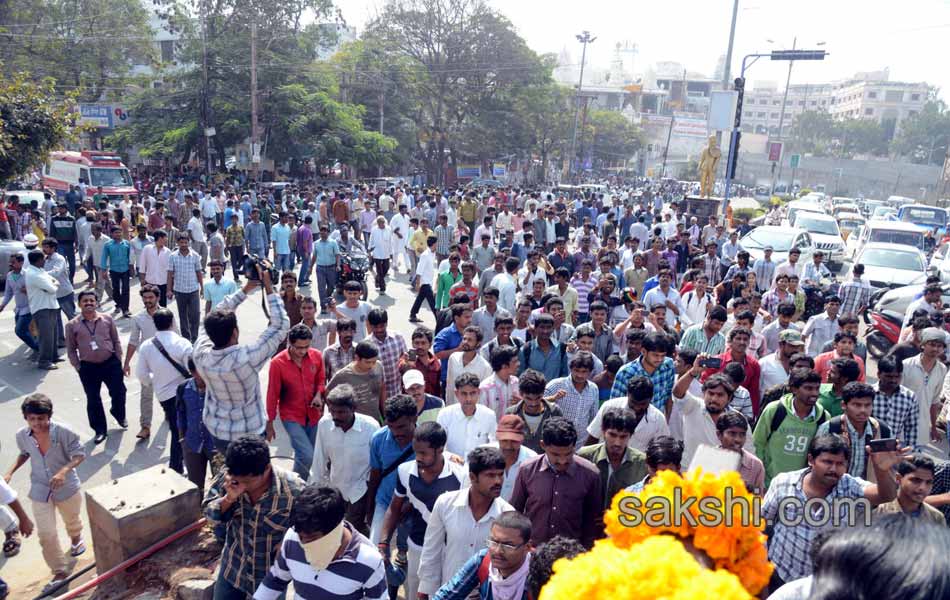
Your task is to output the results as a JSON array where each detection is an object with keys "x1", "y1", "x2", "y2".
[
  {"x1": 793, "y1": 211, "x2": 847, "y2": 268},
  {"x1": 739, "y1": 226, "x2": 815, "y2": 268},
  {"x1": 851, "y1": 242, "x2": 928, "y2": 290}
]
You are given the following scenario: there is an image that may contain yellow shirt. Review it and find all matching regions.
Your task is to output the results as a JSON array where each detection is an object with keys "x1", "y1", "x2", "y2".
[{"x1": 410, "y1": 228, "x2": 431, "y2": 253}]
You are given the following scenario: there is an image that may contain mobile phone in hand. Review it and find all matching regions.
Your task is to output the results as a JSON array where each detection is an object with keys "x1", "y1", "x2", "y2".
[
  {"x1": 868, "y1": 438, "x2": 898, "y2": 453},
  {"x1": 699, "y1": 357, "x2": 722, "y2": 369}
]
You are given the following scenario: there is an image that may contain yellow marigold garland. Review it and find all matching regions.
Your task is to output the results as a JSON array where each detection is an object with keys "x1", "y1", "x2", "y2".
[
  {"x1": 602, "y1": 469, "x2": 774, "y2": 595},
  {"x1": 538, "y1": 536, "x2": 754, "y2": 600}
]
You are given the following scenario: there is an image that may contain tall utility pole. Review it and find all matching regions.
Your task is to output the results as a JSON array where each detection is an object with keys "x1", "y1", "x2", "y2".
[
  {"x1": 661, "y1": 69, "x2": 687, "y2": 178},
  {"x1": 717, "y1": 0, "x2": 740, "y2": 152},
  {"x1": 770, "y1": 37, "x2": 797, "y2": 196},
  {"x1": 200, "y1": 0, "x2": 212, "y2": 173},
  {"x1": 569, "y1": 31, "x2": 595, "y2": 181},
  {"x1": 250, "y1": 19, "x2": 260, "y2": 179}
]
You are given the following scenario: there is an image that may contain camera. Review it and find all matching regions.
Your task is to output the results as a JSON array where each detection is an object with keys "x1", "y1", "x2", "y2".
[
  {"x1": 699, "y1": 357, "x2": 722, "y2": 369},
  {"x1": 243, "y1": 254, "x2": 279, "y2": 282}
]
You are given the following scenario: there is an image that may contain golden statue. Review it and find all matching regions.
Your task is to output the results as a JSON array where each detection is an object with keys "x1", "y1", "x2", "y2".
[{"x1": 698, "y1": 135, "x2": 721, "y2": 198}]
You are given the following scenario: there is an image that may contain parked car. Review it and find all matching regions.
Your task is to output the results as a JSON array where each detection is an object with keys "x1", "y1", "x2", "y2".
[
  {"x1": 793, "y1": 212, "x2": 847, "y2": 268},
  {"x1": 849, "y1": 242, "x2": 928, "y2": 290},
  {"x1": 0, "y1": 239, "x2": 28, "y2": 289},
  {"x1": 847, "y1": 219, "x2": 926, "y2": 259},
  {"x1": 836, "y1": 212, "x2": 866, "y2": 241},
  {"x1": 871, "y1": 206, "x2": 897, "y2": 220},
  {"x1": 740, "y1": 226, "x2": 815, "y2": 267},
  {"x1": 782, "y1": 199, "x2": 826, "y2": 228},
  {"x1": 873, "y1": 281, "x2": 950, "y2": 317}
]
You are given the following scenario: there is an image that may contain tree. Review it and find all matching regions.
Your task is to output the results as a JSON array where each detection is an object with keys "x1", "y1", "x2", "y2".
[
  {"x1": 834, "y1": 118, "x2": 889, "y2": 158},
  {"x1": 789, "y1": 110, "x2": 837, "y2": 155},
  {"x1": 583, "y1": 110, "x2": 644, "y2": 171},
  {"x1": 512, "y1": 79, "x2": 573, "y2": 181},
  {"x1": 0, "y1": 73, "x2": 80, "y2": 184},
  {"x1": 890, "y1": 101, "x2": 950, "y2": 164},
  {"x1": 0, "y1": 0, "x2": 155, "y2": 101},
  {"x1": 366, "y1": 0, "x2": 550, "y2": 184}
]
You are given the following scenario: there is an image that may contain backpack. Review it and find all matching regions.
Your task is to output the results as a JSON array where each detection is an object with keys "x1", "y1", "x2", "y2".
[
  {"x1": 827, "y1": 415, "x2": 890, "y2": 446},
  {"x1": 766, "y1": 399, "x2": 828, "y2": 441}
]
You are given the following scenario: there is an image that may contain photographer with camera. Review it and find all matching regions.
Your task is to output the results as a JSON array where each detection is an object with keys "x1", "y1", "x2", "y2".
[{"x1": 193, "y1": 261, "x2": 290, "y2": 454}]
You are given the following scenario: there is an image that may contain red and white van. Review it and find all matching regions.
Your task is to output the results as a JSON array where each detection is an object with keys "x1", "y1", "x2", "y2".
[{"x1": 42, "y1": 150, "x2": 137, "y2": 201}]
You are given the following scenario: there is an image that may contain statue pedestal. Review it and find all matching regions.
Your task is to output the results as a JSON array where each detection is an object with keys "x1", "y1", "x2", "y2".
[{"x1": 682, "y1": 196, "x2": 724, "y2": 222}]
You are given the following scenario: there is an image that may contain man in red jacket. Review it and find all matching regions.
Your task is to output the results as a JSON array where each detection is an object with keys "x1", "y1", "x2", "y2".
[
  {"x1": 701, "y1": 327, "x2": 762, "y2": 416},
  {"x1": 266, "y1": 323, "x2": 326, "y2": 479}
]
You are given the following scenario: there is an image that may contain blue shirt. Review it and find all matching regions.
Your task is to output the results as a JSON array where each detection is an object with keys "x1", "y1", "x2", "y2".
[
  {"x1": 313, "y1": 239, "x2": 341, "y2": 267},
  {"x1": 432, "y1": 549, "x2": 529, "y2": 600},
  {"x1": 369, "y1": 427, "x2": 415, "y2": 508},
  {"x1": 204, "y1": 277, "x2": 238, "y2": 309},
  {"x1": 433, "y1": 323, "x2": 463, "y2": 385},
  {"x1": 101, "y1": 239, "x2": 131, "y2": 273},
  {"x1": 244, "y1": 221, "x2": 267, "y2": 252},
  {"x1": 517, "y1": 339, "x2": 569, "y2": 382},
  {"x1": 271, "y1": 223, "x2": 292, "y2": 255},
  {"x1": 609, "y1": 356, "x2": 677, "y2": 410}
]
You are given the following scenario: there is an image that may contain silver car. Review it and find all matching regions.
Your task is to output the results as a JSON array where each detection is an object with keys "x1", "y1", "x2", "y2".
[
  {"x1": 0, "y1": 239, "x2": 28, "y2": 289},
  {"x1": 739, "y1": 226, "x2": 815, "y2": 267},
  {"x1": 873, "y1": 282, "x2": 950, "y2": 315},
  {"x1": 848, "y1": 242, "x2": 928, "y2": 290}
]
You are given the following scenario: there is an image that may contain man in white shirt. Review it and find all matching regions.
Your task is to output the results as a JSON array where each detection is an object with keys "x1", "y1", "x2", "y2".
[
  {"x1": 760, "y1": 329, "x2": 804, "y2": 394},
  {"x1": 389, "y1": 204, "x2": 412, "y2": 274},
  {"x1": 802, "y1": 295, "x2": 841, "y2": 356},
  {"x1": 642, "y1": 268, "x2": 682, "y2": 326},
  {"x1": 679, "y1": 274, "x2": 713, "y2": 328},
  {"x1": 418, "y1": 446, "x2": 513, "y2": 596},
  {"x1": 670, "y1": 363, "x2": 755, "y2": 468},
  {"x1": 139, "y1": 230, "x2": 173, "y2": 306},
  {"x1": 310, "y1": 383, "x2": 380, "y2": 535},
  {"x1": 24, "y1": 249, "x2": 61, "y2": 370},
  {"x1": 186, "y1": 208, "x2": 208, "y2": 270},
  {"x1": 437, "y1": 372, "x2": 497, "y2": 457},
  {"x1": 409, "y1": 235, "x2": 438, "y2": 322},
  {"x1": 368, "y1": 216, "x2": 394, "y2": 294},
  {"x1": 585, "y1": 375, "x2": 670, "y2": 452},
  {"x1": 902, "y1": 328, "x2": 948, "y2": 450},
  {"x1": 135, "y1": 307, "x2": 192, "y2": 473},
  {"x1": 490, "y1": 256, "x2": 520, "y2": 314},
  {"x1": 485, "y1": 415, "x2": 537, "y2": 500}
]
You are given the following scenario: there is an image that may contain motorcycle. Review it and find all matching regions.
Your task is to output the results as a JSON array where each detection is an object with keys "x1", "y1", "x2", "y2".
[
  {"x1": 864, "y1": 309, "x2": 904, "y2": 359},
  {"x1": 335, "y1": 249, "x2": 369, "y2": 300},
  {"x1": 802, "y1": 276, "x2": 840, "y2": 321}
]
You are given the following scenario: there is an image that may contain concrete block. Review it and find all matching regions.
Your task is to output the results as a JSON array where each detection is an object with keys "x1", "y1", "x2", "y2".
[
  {"x1": 85, "y1": 465, "x2": 200, "y2": 576},
  {"x1": 176, "y1": 579, "x2": 215, "y2": 600}
]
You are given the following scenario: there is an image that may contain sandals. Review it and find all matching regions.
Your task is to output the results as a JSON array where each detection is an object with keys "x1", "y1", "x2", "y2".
[
  {"x1": 2, "y1": 534, "x2": 19, "y2": 557},
  {"x1": 69, "y1": 539, "x2": 86, "y2": 557}
]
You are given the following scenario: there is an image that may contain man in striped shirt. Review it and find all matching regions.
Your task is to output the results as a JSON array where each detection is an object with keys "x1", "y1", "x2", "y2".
[{"x1": 254, "y1": 486, "x2": 387, "y2": 600}]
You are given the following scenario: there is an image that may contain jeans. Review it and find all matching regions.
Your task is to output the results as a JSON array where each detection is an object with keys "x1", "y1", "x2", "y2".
[
  {"x1": 57, "y1": 242, "x2": 76, "y2": 282},
  {"x1": 14, "y1": 313, "x2": 38, "y2": 352},
  {"x1": 33, "y1": 308, "x2": 59, "y2": 366},
  {"x1": 32, "y1": 492, "x2": 83, "y2": 577},
  {"x1": 228, "y1": 246, "x2": 244, "y2": 281},
  {"x1": 78, "y1": 356, "x2": 127, "y2": 435},
  {"x1": 282, "y1": 421, "x2": 317, "y2": 480},
  {"x1": 275, "y1": 253, "x2": 291, "y2": 273},
  {"x1": 159, "y1": 398, "x2": 183, "y2": 474},
  {"x1": 157, "y1": 283, "x2": 168, "y2": 308},
  {"x1": 213, "y1": 569, "x2": 249, "y2": 600},
  {"x1": 109, "y1": 270, "x2": 130, "y2": 313},
  {"x1": 297, "y1": 253, "x2": 311, "y2": 286},
  {"x1": 316, "y1": 265, "x2": 338, "y2": 309},
  {"x1": 174, "y1": 290, "x2": 201, "y2": 342},
  {"x1": 409, "y1": 284, "x2": 436, "y2": 319},
  {"x1": 55, "y1": 294, "x2": 75, "y2": 348}
]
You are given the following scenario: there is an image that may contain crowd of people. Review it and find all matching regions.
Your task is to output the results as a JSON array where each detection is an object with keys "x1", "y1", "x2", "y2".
[{"x1": 1, "y1": 178, "x2": 950, "y2": 599}]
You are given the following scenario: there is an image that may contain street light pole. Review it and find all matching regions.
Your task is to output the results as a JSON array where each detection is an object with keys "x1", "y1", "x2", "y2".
[
  {"x1": 770, "y1": 37, "x2": 797, "y2": 197},
  {"x1": 569, "y1": 31, "x2": 595, "y2": 181}
]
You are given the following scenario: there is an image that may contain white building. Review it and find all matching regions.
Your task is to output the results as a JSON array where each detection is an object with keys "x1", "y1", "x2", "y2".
[{"x1": 741, "y1": 70, "x2": 930, "y2": 139}]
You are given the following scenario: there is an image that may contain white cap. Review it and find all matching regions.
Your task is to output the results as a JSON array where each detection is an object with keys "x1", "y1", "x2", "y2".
[
  {"x1": 23, "y1": 234, "x2": 39, "y2": 248},
  {"x1": 402, "y1": 369, "x2": 426, "y2": 389}
]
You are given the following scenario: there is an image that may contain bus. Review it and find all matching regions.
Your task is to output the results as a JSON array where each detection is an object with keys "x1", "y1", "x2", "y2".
[{"x1": 42, "y1": 150, "x2": 136, "y2": 201}]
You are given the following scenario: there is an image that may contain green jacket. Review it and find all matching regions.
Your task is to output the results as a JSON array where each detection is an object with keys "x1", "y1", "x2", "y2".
[
  {"x1": 578, "y1": 443, "x2": 648, "y2": 509},
  {"x1": 817, "y1": 383, "x2": 844, "y2": 417},
  {"x1": 436, "y1": 270, "x2": 463, "y2": 309},
  {"x1": 752, "y1": 394, "x2": 830, "y2": 487}
]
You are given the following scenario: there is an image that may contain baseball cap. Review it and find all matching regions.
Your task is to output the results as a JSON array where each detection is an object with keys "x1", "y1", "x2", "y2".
[
  {"x1": 779, "y1": 329, "x2": 805, "y2": 346},
  {"x1": 496, "y1": 415, "x2": 525, "y2": 442},
  {"x1": 402, "y1": 369, "x2": 426, "y2": 389},
  {"x1": 764, "y1": 245, "x2": 774, "y2": 251},
  {"x1": 920, "y1": 327, "x2": 947, "y2": 345}
]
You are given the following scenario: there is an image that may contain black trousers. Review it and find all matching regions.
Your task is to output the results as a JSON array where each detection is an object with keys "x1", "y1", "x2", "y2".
[
  {"x1": 409, "y1": 284, "x2": 436, "y2": 318},
  {"x1": 374, "y1": 258, "x2": 390, "y2": 291},
  {"x1": 228, "y1": 246, "x2": 244, "y2": 281},
  {"x1": 78, "y1": 356, "x2": 127, "y2": 435},
  {"x1": 109, "y1": 270, "x2": 130, "y2": 312},
  {"x1": 159, "y1": 397, "x2": 184, "y2": 474}
]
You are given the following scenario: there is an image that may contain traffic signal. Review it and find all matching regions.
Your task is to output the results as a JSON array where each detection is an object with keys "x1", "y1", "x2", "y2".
[
  {"x1": 727, "y1": 132, "x2": 741, "y2": 179},
  {"x1": 733, "y1": 77, "x2": 745, "y2": 129}
]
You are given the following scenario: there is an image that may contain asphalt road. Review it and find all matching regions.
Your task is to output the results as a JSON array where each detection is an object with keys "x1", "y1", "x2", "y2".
[{"x1": 0, "y1": 262, "x2": 424, "y2": 593}]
